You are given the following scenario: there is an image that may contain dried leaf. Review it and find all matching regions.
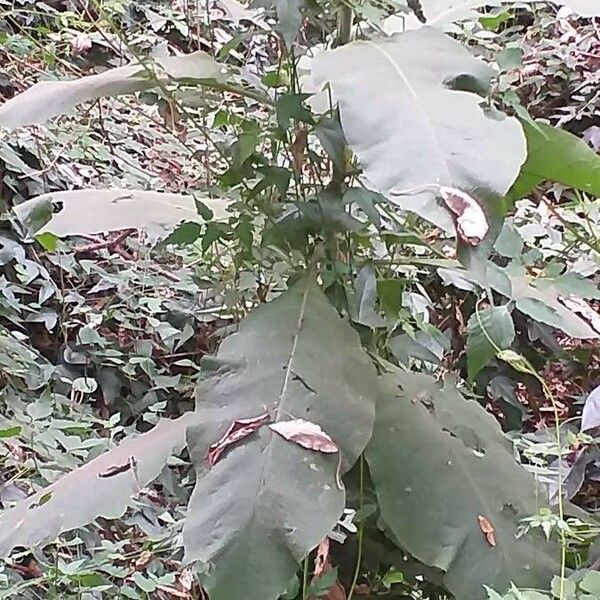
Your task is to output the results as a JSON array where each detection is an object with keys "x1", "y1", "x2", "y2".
[
  {"x1": 477, "y1": 515, "x2": 496, "y2": 547},
  {"x1": 269, "y1": 419, "x2": 339, "y2": 453},
  {"x1": 314, "y1": 538, "x2": 330, "y2": 578},
  {"x1": 440, "y1": 187, "x2": 489, "y2": 246},
  {"x1": 98, "y1": 457, "x2": 137, "y2": 478},
  {"x1": 207, "y1": 413, "x2": 271, "y2": 466},
  {"x1": 291, "y1": 127, "x2": 308, "y2": 176}
]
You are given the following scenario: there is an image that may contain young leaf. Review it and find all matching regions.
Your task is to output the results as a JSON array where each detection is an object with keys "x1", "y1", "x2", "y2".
[
  {"x1": 312, "y1": 29, "x2": 525, "y2": 234},
  {"x1": 0, "y1": 413, "x2": 198, "y2": 556},
  {"x1": 466, "y1": 305, "x2": 515, "y2": 382},
  {"x1": 183, "y1": 276, "x2": 377, "y2": 600},
  {"x1": 0, "y1": 51, "x2": 225, "y2": 128},
  {"x1": 366, "y1": 371, "x2": 559, "y2": 600}
]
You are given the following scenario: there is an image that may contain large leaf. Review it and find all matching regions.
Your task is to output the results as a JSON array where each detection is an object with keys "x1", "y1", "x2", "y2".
[
  {"x1": 466, "y1": 305, "x2": 515, "y2": 382},
  {"x1": 312, "y1": 28, "x2": 525, "y2": 233},
  {"x1": 509, "y1": 121, "x2": 600, "y2": 201},
  {"x1": 0, "y1": 51, "x2": 224, "y2": 128},
  {"x1": 13, "y1": 189, "x2": 232, "y2": 240},
  {"x1": 0, "y1": 413, "x2": 196, "y2": 555},
  {"x1": 183, "y1": 277, "x2": 377, "y2": 600},
  {"x1": 366, "y1": 371, "x2": 559, "y2": 600}
]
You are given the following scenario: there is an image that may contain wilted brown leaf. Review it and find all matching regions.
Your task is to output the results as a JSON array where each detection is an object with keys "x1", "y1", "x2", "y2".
[
  {"x1": 477, "y1": 514, "x2": 496, "y2": 547},
  {"x1": 440, "y1": 187, "x2": 489, "y2": 246},
  {"x1": 207, "y1": 413, "x2": 271, "y2": 466},
  {"x1": 269, "y1": 419, "x2": 338, "y2": 453}
]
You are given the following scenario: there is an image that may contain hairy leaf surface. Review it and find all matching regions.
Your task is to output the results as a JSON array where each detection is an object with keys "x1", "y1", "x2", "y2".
[
  {"x1": 0, "y1": 413, "x2": 196, "y2": 555},
  {"x1": 183, "y1": 277, "x2": 377, "y2": 600},
  {"x1": 366, "y1": 371, "x2": 559, "y2": 600}
]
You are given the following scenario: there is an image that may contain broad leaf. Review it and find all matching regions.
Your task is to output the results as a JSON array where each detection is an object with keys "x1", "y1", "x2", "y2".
[
  {"x1": 13, "y1": 189, "x2": 231, "y2": 240},
  {"x1": 0, "y1": 413, "x2": 196, "y2": 555},
  {"x1": 183, "y1": 277, "x2": 377, "y2": 600},
  {"x1": 366, "y1": 371, "x2": 559, "y2": 600},
  {"x1": 0, "y1": 51, "x2": 224, "y2": 128},
  {"x1": 509, "y1": 121, "x2": 600, "y2": 201},
  {"x1": 466, "y1": 305, "x2": 515, "y2": 382},
  {"x1": 312, "y1": 28, "x2": 525, "y2": 235}
]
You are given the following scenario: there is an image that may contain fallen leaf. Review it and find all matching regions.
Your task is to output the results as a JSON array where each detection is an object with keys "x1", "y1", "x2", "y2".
[
  {"x1": 440, "y1": 187, "x2": 489, "y2": 246},
  {"x1": 269, "y1": 419, "x2": 339, "y2": 453},
  {"x1": 477, "y1": 514, "x2": 496, "y2": 547},
  {"x1": 207, "y1": 413, "x2": 271, "y2": 466}
]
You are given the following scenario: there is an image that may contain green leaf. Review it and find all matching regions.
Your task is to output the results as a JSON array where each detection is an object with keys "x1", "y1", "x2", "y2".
[
  {"x1": 316, "y1": 115, "x2": 346, "y2": 173},
  {"x1": 276, "y1": 93, "x2": 314, "y2": 129},
  {"x1": 466, "y1": 305, "x2": 515, "y2": 382},
  {"x1": 494, "y1": 222, "x2": 523, "y2": 259},
  {"x1": 0, "y1": 426, "x2": 21, "y2": 438},
  {"x1": 366, "y1": 371, "x2": 559, "y2": 600},
  {"x1": 496, "y1": 46, "x2": 523, "y2": 72},
  {"x1": 0, "y1": 51, "x2": 225, "y2": 128},
  {"x1": 0, "y1": 413, "x2": 197, "y2": 555},
  {"x1": 580, "y1": 570, "x2": 600, "y2": 594},
  {"x1": 509, "y1": 121, "x2": 600, "y2": 200},
  {"x1": 312, "y1": 29, "x2": 525, "y2": 237},
  {"x1": 14, "y1": 189, "x2": 231, "y2": 241},
  {"x1": 165, "y1": 222, "x2": 204, "y2": 245},
  {"x1": 183, "y1": 277, "x2": 377, "y2": 600},
  {"x1": 253, "y1": 0, "x2": 304, "y2": 46},
  {"x1": 35, "y1": 231, "x2": 59, "y2": 252}
]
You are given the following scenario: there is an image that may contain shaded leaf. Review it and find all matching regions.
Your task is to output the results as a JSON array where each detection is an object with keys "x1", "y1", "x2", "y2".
[
  {"x1": 0, "y1": 413, "x2": 197, "y2": 555},
  {"x1": 366, "y1": 371, "x2": 559, "y2": 600},
  {"x1": 183, "y1": 277, "x2": 377, "y2": 600},
  {"x1": 0, "y1": 51, "x2": 225, "y2": 128},
  {"x1": 466, "y1": 305, "x2": 515, "y2": 382},
  {"x1": 581, "y1": 385, "x2": 600, "y2": 433}
]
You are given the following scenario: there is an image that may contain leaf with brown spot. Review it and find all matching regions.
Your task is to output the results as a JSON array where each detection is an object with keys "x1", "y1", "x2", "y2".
[
  {"x1": 440, "y1": 187, "x2": 489, "y2": 246},
  {"x1": 269, "y1": 419, "x2": 338, "y2": 453},
  {"x1": 477, "y1": 515, "x2": 496, "y2": 547},
  {"x1": 207, "y1": 413, "x2": 271, "y2": 466}
]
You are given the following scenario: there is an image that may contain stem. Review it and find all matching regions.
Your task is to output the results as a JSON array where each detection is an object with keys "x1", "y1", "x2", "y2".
[
  {"x1": 335, "y1": 4, "x2": 353, "y2": 46},
  {"x1": 347, "y1": 456, "x2": 364, "y2": 600}
]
